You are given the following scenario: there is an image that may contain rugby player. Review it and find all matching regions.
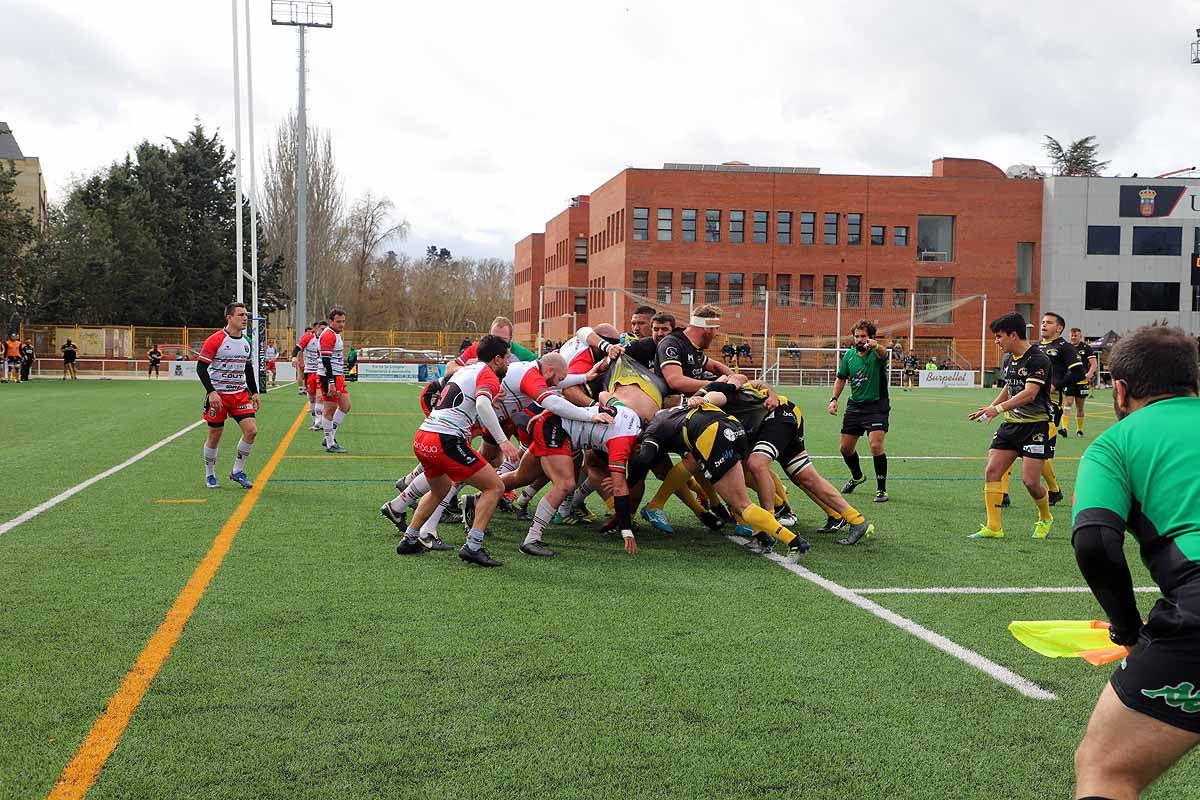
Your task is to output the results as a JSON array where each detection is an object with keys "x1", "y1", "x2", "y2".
[
  {"x1": 902, "y1": 349, "x2": 919, "y2": 391},
  {"x1": 623, "y1": 305, "x2": 655, "y2": 345},
  {"x1": 196, "y1": 302, "x2": 259, "y2": 490},
  {"x1": 264, "y1": 338, "x2": 278, "y2": 387},
  {"x1": 295, "y1": 321, "x2": 327, "y2": 429},
  {"x1": 829, "y1": 320, "x2": 891, "y2": 503},
  {"x1": 147, "y1": 343, "x2": 162, "y2": 379},
  {"x1": 318, "y1": 309, "x2": 350, "y2": 454},
  {"x1": 1071, "y1": 326, "x2": 1200, "y2": 799},
  {"x1": 1063, "y1": 326, "x2": 1098, "y2": 438},
  {"x1": 655, "y1": 304, "x2": 733, "y2": 396},
  {"x1": 397, "y1": 334, "x2": 518, "y2": 566},
  {"x1": 446, "y1": 316, "x2": 537, "y2": 377},
  {"x1": 967, "y1": 313, "x2": 1055, "y2": 540}
]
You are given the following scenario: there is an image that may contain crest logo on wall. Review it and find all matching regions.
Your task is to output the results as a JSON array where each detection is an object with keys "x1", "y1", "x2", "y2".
[{"x1": 1139, "y1": 188, "x2": 1157, "y2": 217}]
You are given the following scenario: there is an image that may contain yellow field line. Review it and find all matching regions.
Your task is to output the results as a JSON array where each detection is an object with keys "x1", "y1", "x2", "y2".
[
  {"x1": 154, "y1": 499, "x2": 208, "y2": 504},
  {"x1": 283, "y1": 454, "x2": 417, "y2": 459},
  {"x1": 47, "y1": 405, "x2": 309, "y2": 800}
]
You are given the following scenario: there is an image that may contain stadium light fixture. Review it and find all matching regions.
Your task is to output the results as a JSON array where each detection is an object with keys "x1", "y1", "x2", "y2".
[
  {"x1": 271, "y1": 1, "x2": 333, "y2": 336},
  {"x1": 1192, "y1": 27, "x2": 1200, "y2": 64}
]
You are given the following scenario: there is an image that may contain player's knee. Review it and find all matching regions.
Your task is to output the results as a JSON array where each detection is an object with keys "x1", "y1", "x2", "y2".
[
  {"x1": 561, "y1": 478, "x2": 577, "y2": 497},
  {"x1": 242, "y1": 427, "x2": 257, "y2": 442},
  {"x1": 1022, "y1": 474, "x2": 1042, "y2": 494}
]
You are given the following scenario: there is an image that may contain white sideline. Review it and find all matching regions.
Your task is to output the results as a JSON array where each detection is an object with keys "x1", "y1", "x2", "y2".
[
  {"x1": 731, "y1": 537, "x2": 1058, "y2": 701},
  {"x1": 0, "y1": 382, "x2": 295, "y2": 538},
  {"x1": 852, "y1": 586, "x2": 1161, "y2": 595}
]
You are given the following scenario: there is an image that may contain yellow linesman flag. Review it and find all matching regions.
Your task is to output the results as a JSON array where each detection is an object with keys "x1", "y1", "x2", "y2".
[{"x1": 1008, "y1": 620, "x2": 1129, "y2": 666}]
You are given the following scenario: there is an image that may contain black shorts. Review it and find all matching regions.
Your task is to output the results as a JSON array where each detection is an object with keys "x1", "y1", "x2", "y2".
[
  {"x1": 1064, "y1": 383, "x2": 1091, "y2": 399},
  {"x1": 752, "y1": 403, "x2": 808, "y2": 467},
  {"x1": 842, "y1": 400, "x2": 890, "y2": 437},
  {"x1": 685, "y1": 413, "x2": 748, "y2": 484},
  {"x1": 989, "y1": 421, "x2": 1056, "y2": 460},
  {"x1": 903, "y1": 369, "x2": 916, "y2": 377},
  {"x1": 1110, "y1": 597, "x2": 1200, "y2": 734}
]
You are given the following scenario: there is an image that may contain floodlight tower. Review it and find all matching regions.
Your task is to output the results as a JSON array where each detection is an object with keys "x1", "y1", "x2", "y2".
[
  {"x1": 271, "y1": 1, "x2": 333, "y2": 335},
  {"x1": 1192, "y1": 27, "x2": 1200, "y2": 64}
]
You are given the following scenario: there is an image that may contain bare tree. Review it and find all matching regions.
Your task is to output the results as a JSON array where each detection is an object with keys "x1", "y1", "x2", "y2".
[
  {"x1": 344, "y1": 192, "x2": 409, "y2": 323},
  {"x1": 260, "y1": 112, "x2": 349, "y2": 326}
]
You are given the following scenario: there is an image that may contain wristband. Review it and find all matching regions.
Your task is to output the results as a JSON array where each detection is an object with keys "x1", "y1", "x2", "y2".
[
  {"x1": 621, "y1": 529, "x2": 634, "y2": 540},
  {"x1": 993, "y1": 405, "x2": 1004, "y2": 414},
  {"x1": 830, "y1": 396, "x2": 837, "y2": 403}
]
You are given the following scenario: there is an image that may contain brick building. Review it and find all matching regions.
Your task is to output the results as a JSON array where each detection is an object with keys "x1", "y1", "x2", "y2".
[
  {"x1": 0, "y1": 121, "x2": 48, "y2": 234},
  {"x1": 514, "y1": 157, "x2": 1043, "y2": 369}
]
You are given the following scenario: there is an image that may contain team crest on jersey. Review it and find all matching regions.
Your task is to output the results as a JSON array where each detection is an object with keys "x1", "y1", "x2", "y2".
[
  {"x1": 723, "y1": 427, "x2": 737, "y2": 441},
  {"x1": 1018, "y1": 368, "x2": 1028, "y2": 377},
  {"x1": 665, "y1": 346, "x2": 679, "y2": 359},
  {"x1": 1032, "y1": 433, "x2": 1044, "y2": 443},
  {"x1": 1046, "y1": 348, "x2": 1057, "y2": 357}
]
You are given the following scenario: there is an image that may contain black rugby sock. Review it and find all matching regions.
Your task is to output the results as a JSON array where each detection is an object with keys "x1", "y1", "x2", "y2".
[
  {"x1": 873, "y1": 453, "x2": 887, "y2": 492},
  {"x1": 843, "y1": 452, "x2": 863, "y2": 480}
]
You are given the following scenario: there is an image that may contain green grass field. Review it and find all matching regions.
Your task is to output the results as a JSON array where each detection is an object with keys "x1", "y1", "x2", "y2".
[{"x1": 1, "y1": 377, "x2": 1194, "y2": 799}]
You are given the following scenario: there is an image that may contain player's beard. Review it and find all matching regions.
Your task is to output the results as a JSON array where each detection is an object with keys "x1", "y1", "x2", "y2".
[{"x1": 1112, "y1": 393, "x2": 1128, "y2": 421}]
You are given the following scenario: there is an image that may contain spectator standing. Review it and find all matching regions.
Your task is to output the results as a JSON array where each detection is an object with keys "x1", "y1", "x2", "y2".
[
  {"x1": 147, "y1": 343, "x2": 162, "y2": 379},
  {"x1": 61, "y1": 339, "x2": 78, "y2": 379},
  {"x1": 19, "y1": 338, "x2": 34, "y2": 382},
  {"x1": 4, "y1": 333, "x2": 20, "y2": 383}
]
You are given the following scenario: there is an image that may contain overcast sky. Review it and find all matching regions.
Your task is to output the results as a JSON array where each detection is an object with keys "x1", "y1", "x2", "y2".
[{"x1": 5, "y1": 0, "x2": 1199, "y2": 261}]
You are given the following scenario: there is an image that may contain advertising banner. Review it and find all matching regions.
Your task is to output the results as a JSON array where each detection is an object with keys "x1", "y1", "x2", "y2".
[
  {"x1": 1118, "y1": 185, "x2": 1199, "y2": 218},
  {"x1": 358, "y1": 363, "x2": 421, "y2": 382},
  {"x1": 918, "y1": 369, "x2": 975, "y2": 388},
  {"x1": 167, "y1": 360, "x2": 199, "y2": 381}
]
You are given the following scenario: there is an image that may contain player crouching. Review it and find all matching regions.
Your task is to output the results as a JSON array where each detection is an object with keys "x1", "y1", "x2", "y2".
[{"x1": 396, "y1": 335, "x2": 517, "y2": 566}]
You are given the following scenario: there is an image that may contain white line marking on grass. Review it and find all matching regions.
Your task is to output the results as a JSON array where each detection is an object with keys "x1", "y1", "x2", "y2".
[
  {"x1": 730, "y1": 537, "x2": 1058, "y2": 701},
  {"x1": 0, "y1": 382, "x2": 296, "y2": 538},
  {"x1": 852, "y1": 586, "x2": 1161, "y2": 595}
]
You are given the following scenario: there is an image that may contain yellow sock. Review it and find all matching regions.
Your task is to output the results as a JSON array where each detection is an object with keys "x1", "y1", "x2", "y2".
[
  {"x1": 1033, "y1": 488, "x2": 1052, "y2": 522},
  {"x1": 687, "y1": 478, "x2": 706, "y2": 504},
  {"x1": 801, "y1": 485, "x2": 839, "y2": 518},
  {"x1": 771, "y1": 471, "x2": 789, "y2": 508},
  {"x1": 698, "y1": 477, "x2": 721, "y2": 508},
  {"x1": 1041, "y1": 459, "x2": 1060, "y2": 493},
  {"x1": 999, "y1": 466, "x2": 1013, "y2": 496},
  {"x1": 674, "y1": 485, "x2": 707, "y2": 517},
  {"x1": 985, "y1": 481, "x2": 1004, "y2": 530},
  {"x1": 1075, "y1": 414, "x2": 1084, "y2": 432},
  {"x1": 605, "y1": 495, "x2": 615, "y2": 514},
  {"x1": 649, "y1": 462, "x2": 693, "y2": 510},
  {"x1": 740, "y1": 504, "x2": 796, "y2": 545},
  {"x1": 841, "y1": 504, "x2": 864, "y2": 525}
]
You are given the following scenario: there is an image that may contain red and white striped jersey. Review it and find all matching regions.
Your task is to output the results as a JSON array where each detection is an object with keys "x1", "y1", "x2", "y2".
[
  {"x1": 420, "y1": 361, "x2": 501, "y2": 438},
  {"x1": 318, "y1": 328, "x2": 345, "y2": 376},
  {"x1": 297, "y1": 331, "x2": 323, "y2": 374},
  {"x1": 499, "y1": 360, "x2": 553, "y2": 419},
  {"x1": 561, "y1": 404, "x2": 642, "y2": 474},
  {"x1": 198, "y1": 329, "x2": 252, "y2": 394}
]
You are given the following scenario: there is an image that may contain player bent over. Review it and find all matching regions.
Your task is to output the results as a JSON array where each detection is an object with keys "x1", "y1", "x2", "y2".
[
  {"x1": 196, "y1": 302, "x2": 260, "y2": 489},
  {"x1": 967, "y1": 313, "x2": 1055, "y2": 540},
  {"x1": 397, "y1": 335, "x2": 518, "y2": 567},
  {"x1": 1071, "y1": 326, "x2": 1200, "y2": 799},
  {"x1": 318, "y1": 308, "x2": 351, "y2": 453}
]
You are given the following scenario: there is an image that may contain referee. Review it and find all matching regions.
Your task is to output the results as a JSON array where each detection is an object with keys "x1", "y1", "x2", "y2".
[
  {"x1": 1071, "y1": 325, "x2": 1200, "y2": 798},
  {"x1": 829, "y1": 319, "x2": 891, "y2": 503}
]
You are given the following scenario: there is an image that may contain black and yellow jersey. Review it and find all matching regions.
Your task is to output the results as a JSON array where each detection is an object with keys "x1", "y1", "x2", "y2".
[
  {"x1": 1000, "y1": 347, "x2": 1053, "y2": 424},
  {"x1": 697, "y1": 381, "x2": 773, "y2": 436}
]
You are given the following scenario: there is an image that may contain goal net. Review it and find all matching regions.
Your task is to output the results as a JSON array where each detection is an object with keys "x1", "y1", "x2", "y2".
[{"x1": 769, "y1": 346, "x2": 898, "y2": 388}]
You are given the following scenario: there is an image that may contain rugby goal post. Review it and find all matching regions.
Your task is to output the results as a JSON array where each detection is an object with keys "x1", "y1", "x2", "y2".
[{"x1": 769, "y1": 347, "x2": 897, "y2": 388}]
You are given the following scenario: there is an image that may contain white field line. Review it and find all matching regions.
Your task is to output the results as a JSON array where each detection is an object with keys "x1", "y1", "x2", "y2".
[
  {"x1": 0, "y1": 382, "x2": 295, "y2": 538},
  {"x1": 730, "y1": 537, "x2": 1058, "y2": 701},
  {"x1": 808, "y1": 455, "x2": 1080, "y2": 461},
  {"x1": 852, "y1": 586, "x2": 1161, "y2": 595}
]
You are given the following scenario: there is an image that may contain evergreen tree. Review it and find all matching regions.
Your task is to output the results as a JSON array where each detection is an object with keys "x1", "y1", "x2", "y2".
[{"x1": 1043, "y1": 135, "x2": 1110, "y2": 177}]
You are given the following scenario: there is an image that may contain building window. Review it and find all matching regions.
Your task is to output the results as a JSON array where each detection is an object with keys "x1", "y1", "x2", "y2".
[
  {"x1": 847, "y1": 213, "x2": 863, "y2": 245},
  {"x1": 728, "y1": 273, "x2": 744, "y2": 305},
  {"x1": 1016, "y1": 242, "x2": 1034, "y2": 294},
  {"x1": 916, "y1": 276, "x2": 955, "y2": 323},
  {"x1": 752, "y1": 273, "x2": 767, "y2": 306},
  {"x1": 681, "y1": 209, "x2": 697, "y2": 242},
  {"x1": 575, "y1": 236, "x2": 587, "y2": 265},
  {"x1": 1132, "y1": 227, "x2": 1182, "y2": 256},
  {"x1": 574, "y1": 290, "x2": 587, "y2": 313},
  {"x1": 892, "y1": 288, "x2": 908, "y2": 308},
  {"x1": 894, "y1": 226, "x2": 909, "y2": 247},
  {"x1": 823, "y1": 212, "x2": 838, "y2": 245},
  {"x1": 869, "y1": 287, "x2": 884, "y2": 308},
  {"x1": 776, "y1": 274, "x2": 791, "y2": 306},
  {"x1": 846, "y1": 275, "x2": 861, "y2": 307},
  {"x1": 1086, "y1": 225, "x2": 1121, "y2": 255},
  {"x1": 681, "y1": 272, "x2": 697, "y2": 306},
  {"x1": 822, "y1": 275, "x2": 838, "y2": 307},
  {"x1": 800, "y1": 212, "x2": 816, "y2": 244},
  {"x1": 705, "y1": 210, "x2": 721, "y2": 242},
  {"x1": 1084, "y1": 281, "x2": 1119, "y2": 311},
  {"x1": 1016, "y1": 303, "x2": 1034, "y2": 326},
  {"x1": 870, "y1": 225, "x2": 885, "y2": 246},
  {"x1": 705, "y1": 272, "x2": 721, "y2": 304},
  {"x1": 917, "y1": 216, "x2": 954, "y2": 261},
  {"x1": 752, "y1": 211, "x2": 768, "y2": 243},
  {"x1": 730, "y1": 210, "x2": 745, "y2": 243},
  {"x1": 633, "y1": 207, "x2": 649, "y2": 241},
  {"x1": 632, "y1": 270, "x2": 648, "y2": 295},
  {"x1": 657, "y1": 271, "x2": 673, "y2": 304},
  {"x1": 798, "y1": 274, "x2": 815, "y2": 306},
  {"x1": 777, "y1": 211, "x2": 792, "y2": 244},
  {"x1": 1131, "y1": 281, "x2": 1180, "y2": 311},
  {"x1": 657, "y1": 208, "x2": 673, "y2": 241}
]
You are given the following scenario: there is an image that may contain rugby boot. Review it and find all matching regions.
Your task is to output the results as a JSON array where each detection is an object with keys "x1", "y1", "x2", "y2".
[
  {"x1": 774, "y1": 502, "x2": 797, "y2": 526},
  {"x1": 205, "y1": 475, "x2": 220, "y2": 489},
  {"x1": 1032, "y1": 515, "x2": 1053, "y2": 540},
  {"x1": 745, "y1": 532, "x2": 774, "y2": 555},
  {"x1": 784, "y1": 536, "x2": 811, "y2": 563},
  {"x1": 1001, "y1": 493, "x2": 1011, "y2": 508},
  {"x1": 379, "y1": 503, "x2": 407, "y2": 532},
  {"x1": 814, "y1": 516, "x2": 845, "y2": 534},
  {"x1": 873, "y1": 490, "x2": 889, "y2": 503},
  {"x1": 459, "y1": 544, "x2": 502, "y2": 567},
  {"x1": 968, "y1": 524, "x2": 1005, "y2": 539},
  {"x1": 838, "y1": 520, "x2": 875, "y2": 546},
  {"x1": 640, "y1": 507, "x2": 674, "y2": 534},
  {"x1": 841, "y1": 475, "x2": 866, "y2": 494},
  {"x1": 1047, "y1": 490, "x2": 1064, "y2": 507},
  {"x1": 396, "y1": 537, "x2": 425, "y2": 555},
  {"x1": 419, "y1": 533, "x2": 453, "y2": 551},
  {"x1": 698, "y1": 510, "x2": 725, "y2": 531},
  {"x1": 519, "y1": 540, "x2": 555, "y2": 557}
]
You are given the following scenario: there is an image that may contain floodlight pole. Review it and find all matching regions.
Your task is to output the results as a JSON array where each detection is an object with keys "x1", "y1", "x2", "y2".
[
  {"x1": 980, "y1": 294, "x2": 988, "y2": 387},
  {"x1": 245, "y1": 0, "x2": 259, "y2": 327},
  {"x1": 231, "y1": 0, "x2": 244, "y2": 303}
]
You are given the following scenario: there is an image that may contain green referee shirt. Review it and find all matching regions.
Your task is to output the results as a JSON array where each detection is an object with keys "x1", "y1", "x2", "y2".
[
  {"x1": 1072, "y1": 396, "x2": 1200, "y2": 597},
  {"x1": 837, "y1": 347, "x2": 888, "y2": 404},
  {"x1": 511, "y1": 341, "x2": 536, "y2": 361}
]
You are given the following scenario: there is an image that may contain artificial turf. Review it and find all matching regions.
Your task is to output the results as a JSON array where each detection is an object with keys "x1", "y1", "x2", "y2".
[{"x1": 0, "y1": 378, "x2": 1193, "y2": 799}]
